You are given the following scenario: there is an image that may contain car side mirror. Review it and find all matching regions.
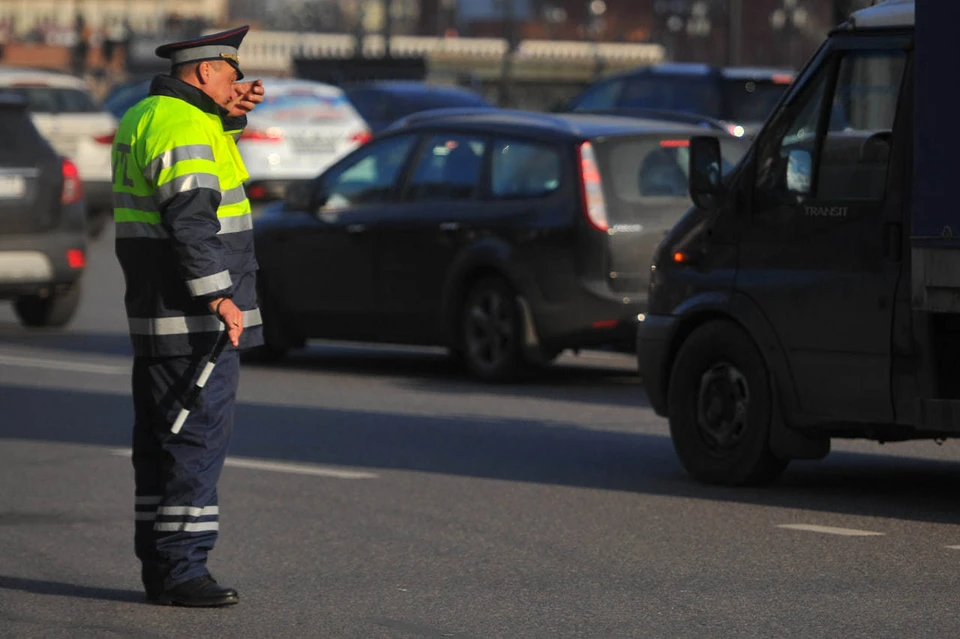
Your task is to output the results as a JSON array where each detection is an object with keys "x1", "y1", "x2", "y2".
[
  {"x1": 284, "y1": 181, "x2": 312, "y2": 211},
  {"x1": 285, "y1": 181, "x2": 327, "y2": 213},
  {"x1": 688, "y1": 136, "x2": 725, "y2": 210}
]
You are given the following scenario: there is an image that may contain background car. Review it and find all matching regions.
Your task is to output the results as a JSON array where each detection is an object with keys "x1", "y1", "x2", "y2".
[
  {"x1": 0, "y1": 67, "x2": 116, "y2": 237},
  {"x1": 101, "y1": 76, "x2": 152, "y2": 121},
  {"x1": 101, "y1": 76, "x2": 371, "y2": 204},
  {"x1": 561, "y1": 63, "x2": 795, "y2": 138},
  {"x1": 239, "y1": 78, "x2": 372, "y2": 202},
  {"x1": 251, "y1": 108, "x2": 746, "y2": 380},
  {"x1": 343, "y1": 81, "x2": 494, "y2": 133},
  {"x1": 0, "y1": 92, "x2": 86, "y2": 328}
]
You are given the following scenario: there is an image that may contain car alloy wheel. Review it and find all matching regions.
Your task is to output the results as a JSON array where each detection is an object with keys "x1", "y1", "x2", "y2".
[{"x1": 461, "y1": 278, "x2": 523, "y2": 381}]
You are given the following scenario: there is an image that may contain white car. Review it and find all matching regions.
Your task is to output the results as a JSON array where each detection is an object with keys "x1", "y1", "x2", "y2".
[
  {"x1": 238, "y1": 78, "x2": 371, "y2": 201},
  {"x1": 0, "y1": 67, "x2": 117, "y2": 236},
  {"x1": 103, "y1": 76, "x2": 371, "y2": 203}
]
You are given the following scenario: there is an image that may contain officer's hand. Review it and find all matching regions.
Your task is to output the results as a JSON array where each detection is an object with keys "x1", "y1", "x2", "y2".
[
  {"x1": 226, "y1": 79, "x2": 264, "y2": 117},
  {"x1": 211, "y1": 298, "x2": 243, "y2": 347}
]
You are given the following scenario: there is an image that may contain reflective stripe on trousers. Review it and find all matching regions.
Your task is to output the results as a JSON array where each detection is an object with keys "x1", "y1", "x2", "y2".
[{"x1": 132, "y1": 349, "x2": 239, "y2": 588}]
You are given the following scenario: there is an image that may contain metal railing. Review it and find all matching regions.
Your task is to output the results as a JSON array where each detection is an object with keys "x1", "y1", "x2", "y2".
[{"x1": 233, "y1": 31, "x2": 665, "y2": 73}]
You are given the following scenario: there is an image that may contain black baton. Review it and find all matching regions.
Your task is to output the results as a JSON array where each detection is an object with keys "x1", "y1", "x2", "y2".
[{"x1": 171, "y1": 329, "x2": 230, "y2": 434}]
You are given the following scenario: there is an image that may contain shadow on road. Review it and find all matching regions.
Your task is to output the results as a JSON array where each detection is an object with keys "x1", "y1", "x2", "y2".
[
  {"x1": 3, "y1": 383, "x2": 960, "y2": 527},
  {"x1": 251, "y1": 343, "x2": 646, "y2": 408},
  {"x1": 0, "y1": 575, "x2": 144, "y2": 604},
  {"x1": 0, "y1": 332, "x2": 644, "y2": 407},
  {"x1": 0, "y1": 329, "x2": 133, "y2": 358}
]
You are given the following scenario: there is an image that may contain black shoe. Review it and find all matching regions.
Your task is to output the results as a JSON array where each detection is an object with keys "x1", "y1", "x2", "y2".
[
  {"x1": 161, "y1": 575, "x2": 239, "y2": 607},
  {"x1": 142, "y1": 565, "x2": 165, "y2": 603}
]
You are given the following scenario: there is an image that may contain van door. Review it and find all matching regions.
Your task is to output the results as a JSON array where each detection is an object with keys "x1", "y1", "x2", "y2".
[{"x1": 737, "y1": 34, "x2": 911, "y2": 422}]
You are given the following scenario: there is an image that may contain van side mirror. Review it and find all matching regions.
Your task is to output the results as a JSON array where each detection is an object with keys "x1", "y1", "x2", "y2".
[{"x1": 688, "y1": 136, "x2": 725, "y2": 210}]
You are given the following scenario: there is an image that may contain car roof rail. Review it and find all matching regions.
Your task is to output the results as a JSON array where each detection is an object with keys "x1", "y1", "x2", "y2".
[
  {"x1": 389, "y1": 106, "x2": 571, "y2": 131},
  {"x1": 568, "y1": 108, "x2": 728, "y2": 132}
]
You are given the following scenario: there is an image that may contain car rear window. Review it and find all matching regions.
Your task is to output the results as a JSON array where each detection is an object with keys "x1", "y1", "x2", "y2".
[
  {"x1": 0, "y1": 109, "x2": 46, "y2": 149},
  {"x1": 721, "y1": 79, "x2": 790, "y2": 124},
  {"x1": 256, "y1": 90, "x2": 356, "y2": 121},
  {"x1": 4, "y1": 86, "x2": 101, "y2": 113},
  {"x1": 599, "y1": 136, "x2": 746, "y2": 205},
  {"x1": 491, "y1": 139, "x2": 562, "y2": 199}
]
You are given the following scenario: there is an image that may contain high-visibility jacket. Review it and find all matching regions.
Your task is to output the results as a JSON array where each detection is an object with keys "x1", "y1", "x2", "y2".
[{"x1": 113, "y1": 75, "x2": 263, "y2": 357}]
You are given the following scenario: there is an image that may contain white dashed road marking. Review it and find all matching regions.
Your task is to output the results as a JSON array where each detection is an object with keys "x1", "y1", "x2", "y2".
[
  {"x1": 777, "y1": 524, "x2": 885, "y2": 537},
  {"x1": 109, "y1": 449, "x2": 377, "y2": 479},
  {"x1": 0, "y1": 354, "x2": 128, "y2": 375},
  {"x1": 221, "y1": 458, "x2": 378, "y2": 479}
]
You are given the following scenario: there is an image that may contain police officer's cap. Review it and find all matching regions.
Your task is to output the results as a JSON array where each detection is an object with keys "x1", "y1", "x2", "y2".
[{"x1": 155, "y1": 25, "x2": 249, "y2": 80}]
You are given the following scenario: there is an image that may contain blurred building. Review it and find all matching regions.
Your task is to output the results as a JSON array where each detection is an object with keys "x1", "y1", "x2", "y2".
[{"x1": 448, "y1": 0, "x2": 874, "y2": 69}]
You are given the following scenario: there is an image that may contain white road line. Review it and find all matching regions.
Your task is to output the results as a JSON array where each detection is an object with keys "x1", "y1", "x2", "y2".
[
  {"x1": 777, "y1": 524, "x2": 885, "y2": 537},
  {"x1": 945, "y1": 546, "x2": 960, "y2": 550},
  {"x1": 0, "y1": 354, "x2": 129, "y2": 375},
  {"x1": 108, "y1": 449, "x2": 377, "y2": 479}
]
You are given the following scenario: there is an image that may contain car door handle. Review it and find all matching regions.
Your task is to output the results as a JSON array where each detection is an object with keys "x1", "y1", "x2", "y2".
[
  {"x1": 347, "y1": 224, "x2": 368, "y2": 234},
  {"x1": 439, "y1": 222, "x2": 460, "y2": 232}
]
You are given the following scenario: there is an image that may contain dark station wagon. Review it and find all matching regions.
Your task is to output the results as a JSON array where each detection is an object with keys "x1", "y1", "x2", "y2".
[{"x1": 252, "y1": 109, "x2": 746, "y2": 380}]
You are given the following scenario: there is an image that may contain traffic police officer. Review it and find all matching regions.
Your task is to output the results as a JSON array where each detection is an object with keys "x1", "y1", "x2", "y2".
[{"x1": 112, "y1": 25, "x2": 265, "y2": 607}]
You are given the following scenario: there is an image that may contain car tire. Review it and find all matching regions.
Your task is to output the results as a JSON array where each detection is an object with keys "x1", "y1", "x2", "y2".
[
  {"x1": 14, "y1": 281, "x2": 82, "y2": 328},
  {"x1": 460, "y1": 277, "x2": 525, "y2": 382},
  {"x1": 667, "y1": 319, "x2": 788, "y2": 486}
]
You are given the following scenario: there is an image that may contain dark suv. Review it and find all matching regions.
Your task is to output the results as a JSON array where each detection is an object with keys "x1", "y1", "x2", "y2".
[
  {"x1": 252, "y1": 108, "x2": 745, "y2": 380},
  {"x1": 0, "y1": 94, "x2": 87, "y2": 328},
  {"x1": 563, "y1": 63, "x2": 795, "y2": 138}
]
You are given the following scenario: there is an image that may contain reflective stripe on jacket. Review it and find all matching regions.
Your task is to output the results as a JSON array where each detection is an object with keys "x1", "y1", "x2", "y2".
[{"x1": 113, "y1": 75, "x2": 263, "y2": 357}]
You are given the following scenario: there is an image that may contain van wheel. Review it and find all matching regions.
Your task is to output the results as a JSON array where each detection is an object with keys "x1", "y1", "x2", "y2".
[
  {"x1": 667, "y1": 320, "x2": 788, "y2": 486},
  {"x1": 460, "y1": 277, "x2": 524, "y2": 381},
  {"x1": 14, "y1": 282, "x2": 82, "y2": 328}
]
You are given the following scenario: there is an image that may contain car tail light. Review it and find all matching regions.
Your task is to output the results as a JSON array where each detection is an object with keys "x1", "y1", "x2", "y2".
[
  {"x1": 578, "y1": 141, "x2": 608, "y2": 233},
  {"x1": 773, "y1": 74, "x2": 794, "y2": 85},
  {"x1": 592, "y1": 320, "x2": 618, "y2": 329},
  {"x1": 660, "y1": 139, "x2": 690, "y2": 148},
  {"x1": 94, "y1": 131, "x2": 116, "y2": 145},
  {"x1": 240, "y1": 127, "x2": 283, "y2": 142},
  {"x1": 725, "y1": 124, "x2": 746, "y2": 138},
  {"x1": 66, "y1": 249, "x2": 86, "y2": 269},
  {"x1": 351, "y1": 130, "x2": 372, "y2": 145},
  {"x1": 247, "y1": 184, "x2": 267, "y2": 200},
  {"x1": 61, "y1": 158, "x2": 83, "y2": 205}
]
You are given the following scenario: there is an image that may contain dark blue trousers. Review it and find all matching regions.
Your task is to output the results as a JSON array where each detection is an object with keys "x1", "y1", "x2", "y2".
[{"x1": 131, "y1": 349, "x2": 239, "y2": 590}]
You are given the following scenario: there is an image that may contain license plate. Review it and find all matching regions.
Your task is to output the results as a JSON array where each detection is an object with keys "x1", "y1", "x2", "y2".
[{"x1": 0, "y1": 175, "x2": 26, "y2": 199}]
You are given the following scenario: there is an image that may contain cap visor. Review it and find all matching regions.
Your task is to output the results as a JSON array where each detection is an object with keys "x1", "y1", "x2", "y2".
[{"x1": 226, "y1": 59, "x2": 244, "y2": 81}]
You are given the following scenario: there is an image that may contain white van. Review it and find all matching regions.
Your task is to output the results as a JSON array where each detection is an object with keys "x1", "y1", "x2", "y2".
[{"x1": 0, "y1": 68, "x2": 117, "y2": 237}]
